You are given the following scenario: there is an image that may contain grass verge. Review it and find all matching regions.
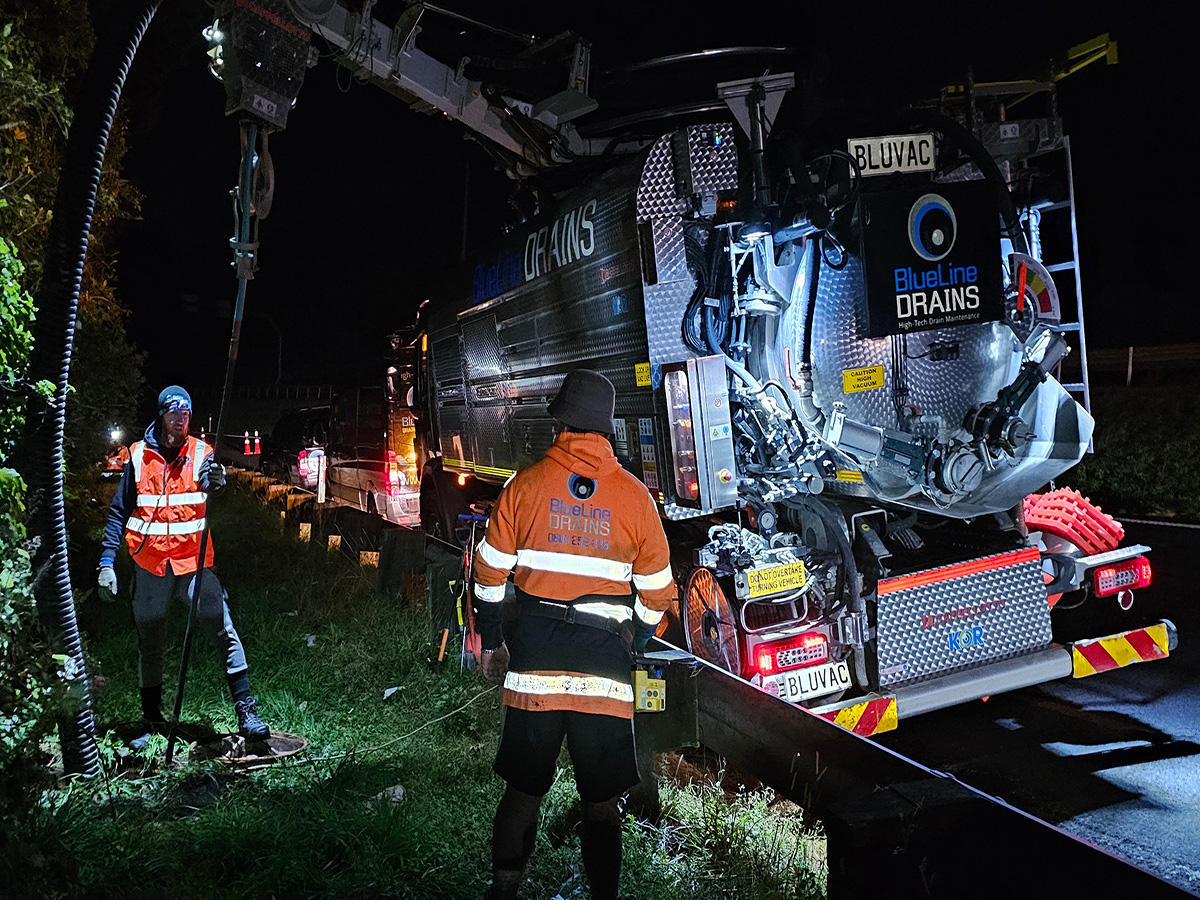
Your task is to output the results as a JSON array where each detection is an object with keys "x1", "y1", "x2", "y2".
[
  {"x1": 7, "y1": 484, "x2": 826, "y2": 899},
  {"x1": 1069, "y1": 384, "x2": 1200, "y2": 520}
]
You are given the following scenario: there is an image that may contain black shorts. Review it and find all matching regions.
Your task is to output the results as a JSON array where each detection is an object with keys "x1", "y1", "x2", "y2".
[{"x1": 493, "y1": 706, "x2": 640, "y2": 802}]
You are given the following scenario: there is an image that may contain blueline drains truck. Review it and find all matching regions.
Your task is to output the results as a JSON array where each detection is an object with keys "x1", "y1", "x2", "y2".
[{"x1": 299, "y1": 8, "x2": 1171, "y2": 731}]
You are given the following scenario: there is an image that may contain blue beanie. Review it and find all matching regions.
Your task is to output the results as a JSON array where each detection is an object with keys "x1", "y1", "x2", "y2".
[{"x1": 157, "y1": 385, "x2": 192, "y2": 416}]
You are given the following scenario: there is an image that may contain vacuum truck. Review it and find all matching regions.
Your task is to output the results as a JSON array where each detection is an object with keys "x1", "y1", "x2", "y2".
[{"x1": 293, "y1": 0, "x2": 1170, "y2": 730}]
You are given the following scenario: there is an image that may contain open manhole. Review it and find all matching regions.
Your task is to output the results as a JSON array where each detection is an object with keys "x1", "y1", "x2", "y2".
[{"x1": 189, "y1": 731, "x2": 307, "y2": 769}]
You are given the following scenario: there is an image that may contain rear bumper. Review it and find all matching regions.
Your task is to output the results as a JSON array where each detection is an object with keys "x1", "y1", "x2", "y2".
[
  {"x1": 383, "y1": 489, "x2": 421, "y2": 527},
  {"x1": 885, "y1": 618, "x2": 1176, "y2": 721}
]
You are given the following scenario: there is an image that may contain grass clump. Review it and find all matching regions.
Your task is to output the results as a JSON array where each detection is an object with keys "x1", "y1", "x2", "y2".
[
  {"x1": 1070, "y1": 385, "x2": 1200, "y2": 520},
  {"x1": 4, "y1": 484, "x2": 826, "y2": 899}
]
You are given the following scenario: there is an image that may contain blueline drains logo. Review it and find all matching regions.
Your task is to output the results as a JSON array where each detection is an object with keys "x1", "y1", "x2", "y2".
[{"x1": 907, "y1": 193, "x2": 957, "y2": 261}]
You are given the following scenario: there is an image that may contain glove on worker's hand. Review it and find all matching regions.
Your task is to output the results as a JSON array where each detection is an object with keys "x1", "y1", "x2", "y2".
[
  {"x1": 632, "y1": 619, "x2": 658, "y2": 655},
  {"x1": 202, "y1": 460, "x2": 226, "y2": 492},
  {"x1": 97, "y1": 565, "x2": 118, "y2": 601},
  {"x1": 481, "y1": 642, "x2": 510, "y2": 686}
]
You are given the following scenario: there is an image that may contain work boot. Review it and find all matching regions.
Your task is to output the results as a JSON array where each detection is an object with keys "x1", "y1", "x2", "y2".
[
  {"x1": 234, "y1": 696, "x2": 270, "y2": 740},
  {"x1": 141, "y1": 684, "x2": 166, "y2": 729}
]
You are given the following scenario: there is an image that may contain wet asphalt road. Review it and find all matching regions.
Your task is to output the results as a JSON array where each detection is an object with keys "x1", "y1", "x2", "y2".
[{"x1": 876, "y1": 521, "x2": 1200, "y2": 896}]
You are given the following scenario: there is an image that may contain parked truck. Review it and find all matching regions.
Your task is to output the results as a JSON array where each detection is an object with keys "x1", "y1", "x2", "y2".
[{"x1": 300, "y1": 3, "x2": 1171, "y2": 729}]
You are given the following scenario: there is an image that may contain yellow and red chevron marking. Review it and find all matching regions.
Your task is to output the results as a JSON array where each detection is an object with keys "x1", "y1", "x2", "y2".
[
  {"x1": 821, "y1": 696, "x2": 898, "y2": 736},
  {"x1": 1072, "y1": 623, "x2": 1170, "y2": 677}
]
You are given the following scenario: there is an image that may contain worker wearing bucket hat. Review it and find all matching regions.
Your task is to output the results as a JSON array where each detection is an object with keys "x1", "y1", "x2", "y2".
[
  {"x1": 472, "y1": 369, "x2": 677, "y2": 900},
  {"x1": 98, "y1": 385, "x2": 270, "y2": 741}
]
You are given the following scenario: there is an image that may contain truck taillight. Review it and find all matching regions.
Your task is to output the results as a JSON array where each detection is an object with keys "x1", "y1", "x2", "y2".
[
  {"x1": 754, "y1": 632, "x2": 828, "y2": 675},
  {"x1": 1093, "y1": 555, "x2": 1151, "y2": 597},
  {"x1": 663, "y1": 369, "x2": 700, "y2": 504},
  {"x1": 386, "y1": 450, "x2": 400, "y2": 496}
]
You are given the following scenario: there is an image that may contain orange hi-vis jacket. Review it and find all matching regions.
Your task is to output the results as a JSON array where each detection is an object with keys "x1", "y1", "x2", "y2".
[
  {"x1": 124, "y1": 435, "x2": 215, "y2": 577},
  {"x1": 472, "y1": 431, "x2": 677, "y2": 718}
]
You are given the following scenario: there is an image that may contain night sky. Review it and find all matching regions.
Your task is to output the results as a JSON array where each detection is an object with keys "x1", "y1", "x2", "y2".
[{"x1": 114, "y1": 1, "x2": 1195, "y2": 409}]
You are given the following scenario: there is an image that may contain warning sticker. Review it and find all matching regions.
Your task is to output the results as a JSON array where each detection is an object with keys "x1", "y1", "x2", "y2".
[
  {"x1": 746, "y1": 562, "x2": 808, "y2": 598},
  {"x1": 638, "y1": 417, "x2": 658, "y2": 491},
  {"x1": 842, "y1": 365, "x2": 885, "y2": 394},
  {"x1": 635, "y1": 363, "x2": 652, "y2": 387},
  {"x1": 835, "y1": 470, "x2": 865, "y2": 483}
]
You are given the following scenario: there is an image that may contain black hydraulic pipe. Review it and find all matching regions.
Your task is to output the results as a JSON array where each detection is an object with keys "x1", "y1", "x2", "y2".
[
  {"x1": 23, "y1": 0, "x2": 163, "y2": 777},
  {"x1": 808, "y1": 498, "x2": 869, "y2": 689},
  {"x1": 165, "y1": 120, "x2": 259, "y2": 765},
  {"x1": 904, "y1": 110, "x2": 1029, "y2": 255}
]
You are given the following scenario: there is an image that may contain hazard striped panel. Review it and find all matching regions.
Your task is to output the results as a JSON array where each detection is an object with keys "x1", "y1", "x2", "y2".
[
  {"x1": 1071, "y1": 623, "x2": 1170, "y2": 677},
  {"x1": 819, "y1": 696, "x2": 898, "y2": 737}
]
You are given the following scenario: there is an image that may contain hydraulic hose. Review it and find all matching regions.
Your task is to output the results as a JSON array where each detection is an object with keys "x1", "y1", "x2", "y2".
[
  {"x1": 795, "y1": 240, "x2": 824, "y2": 431},
  {"x1": 807, "y1": 499, "x2": 869, "y2": 690},
  {"x1": 903, "y1": 110, "x2": 1029, "y2": 255},
  {"x1": 22, "y1": 0, "x2": 163, "y2": 776}
]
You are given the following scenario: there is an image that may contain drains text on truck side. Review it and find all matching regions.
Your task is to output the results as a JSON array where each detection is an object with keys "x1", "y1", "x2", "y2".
[{"x1": 299, "y1": 2, "x2": 1169, "y2": 728}]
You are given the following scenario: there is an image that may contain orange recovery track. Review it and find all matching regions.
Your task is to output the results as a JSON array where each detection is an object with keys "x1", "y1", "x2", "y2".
[{"x1": 1023, "y1": 488, "x2": 1124, "y2": 556}]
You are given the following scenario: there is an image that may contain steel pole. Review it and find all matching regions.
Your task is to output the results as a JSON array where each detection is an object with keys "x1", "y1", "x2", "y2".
[{"x1": 165, "y1": 120, "x2": 258, "y2": 765}]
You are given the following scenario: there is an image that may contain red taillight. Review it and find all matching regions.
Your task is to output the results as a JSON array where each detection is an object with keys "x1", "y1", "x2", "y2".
[
  {"x1": 458, "y1": 472, "x2": 470, "y2": 487},
  {"x1": 386, "y1": 450, "x2": 400, "y2": 496},
  {"x1": 298, "y1": 449, "x2": 308, "y2": 476},
  {"x1": 1093, "y1": 555, "x2": 1152, "y2": 597},
  {"x1": 754, "y1": 632, "x2": 828, "y2": 675}
]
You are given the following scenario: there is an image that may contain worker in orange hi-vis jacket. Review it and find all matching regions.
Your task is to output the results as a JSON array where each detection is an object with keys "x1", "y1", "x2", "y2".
[{"x1": 472, "y1": 369, "x2": 677, "y2": 900}]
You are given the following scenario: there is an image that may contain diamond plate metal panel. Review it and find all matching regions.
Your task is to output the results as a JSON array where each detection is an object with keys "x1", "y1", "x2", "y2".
[
  {"x1": 468, "y1": 404, "x2": 509, "y2": 472},
  {"x1": 673, "y1": 123, "x2": 739, "y2": 196},
  {"x1": 437, "y1": 406, "x2": 470, "y2": 465},
  {"x1": 636, "y1": 133, "x2": 683, "y2": 222},
  {"x1": 807, "y1": 254, "x2": 1016, "y2": 436},
  {"x1": 462, "y1": 317, "x2": 504, "y2": 380},
  {"x1": 431, "y1": 332, "x2": 463, "y2": 385},
  {"x1": 652, "y1": 217, "x2": 688, "y2": 285},
  {"x1": 876, "y1": 552, "x2": 1052, "y2": 687},
  {"x1": 643, "y1": 278, "x2": 694, "y2": 370}
]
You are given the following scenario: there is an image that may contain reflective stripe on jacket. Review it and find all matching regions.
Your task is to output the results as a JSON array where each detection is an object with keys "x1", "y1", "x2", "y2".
[
  {"x1": 124, "y1": 435, "x2": 214, "y2": 576},
  {"x1": 473, "y1": 431, "x2": 677, "y2": 717}
]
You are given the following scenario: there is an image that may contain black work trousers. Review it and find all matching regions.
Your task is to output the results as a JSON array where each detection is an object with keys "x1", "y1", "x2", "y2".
[{"x1": 131, "y1": 565, "x2": 248, "y2": 689}]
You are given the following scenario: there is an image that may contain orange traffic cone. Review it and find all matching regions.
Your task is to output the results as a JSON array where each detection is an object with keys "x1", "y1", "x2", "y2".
[
  {"x1": 244, "y1": 431, "x2": 250, "y2": 454},
  {"x1": 254, "y1": 430, "x2": 261, "y2": 454}
]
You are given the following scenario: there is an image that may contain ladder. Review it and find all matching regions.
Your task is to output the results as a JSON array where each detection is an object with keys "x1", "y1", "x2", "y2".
[
  {"x1": 1029, "y1": 136, "x2": 1092, "y2": 422},
  {"x1": 925, "y1": 34, "x2": 1117, "y2": 440}
]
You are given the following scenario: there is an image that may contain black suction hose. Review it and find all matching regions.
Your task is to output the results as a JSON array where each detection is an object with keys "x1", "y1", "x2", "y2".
[
  {"x1": 22, "y1": 0, "x2": 163, "y2": 776},
  {"x1": 904, "y1": 110, "x2": 1029, "y2": 255},
  {"x1": 808, "y1": 499, "x2": 869, "y2": 690}
]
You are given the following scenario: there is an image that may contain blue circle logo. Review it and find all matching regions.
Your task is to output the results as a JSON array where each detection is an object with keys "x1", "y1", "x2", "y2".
[
  {"x1": 568, "y1": 474, "x2": 596, "y2": 500},
  {"x1": 907, "y1": 193, "x2": 957, "y2": 262}
]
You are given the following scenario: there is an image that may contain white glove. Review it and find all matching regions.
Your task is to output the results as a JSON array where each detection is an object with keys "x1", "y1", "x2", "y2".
[{"x1": 98, "y1": 565, "x2": 118, "y2": 600}]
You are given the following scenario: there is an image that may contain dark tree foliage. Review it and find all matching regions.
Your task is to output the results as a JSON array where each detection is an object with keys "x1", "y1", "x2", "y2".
[{"x1": 1, "y1": 0, "x2": 146, "y2": 869}]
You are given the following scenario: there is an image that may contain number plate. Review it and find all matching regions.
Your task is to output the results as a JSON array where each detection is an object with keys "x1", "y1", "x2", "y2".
[
  {"x1": 763, "y1": 660, "x2": 853, "y2": 702},
  {"x1": 846, "y1": 133, "x2": 935, "y2": 176}
]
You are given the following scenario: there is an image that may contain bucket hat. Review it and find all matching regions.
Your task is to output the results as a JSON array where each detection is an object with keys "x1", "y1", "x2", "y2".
[{"x1": 547, "y1": 369, "x2": 616, "y2": 434}]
